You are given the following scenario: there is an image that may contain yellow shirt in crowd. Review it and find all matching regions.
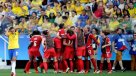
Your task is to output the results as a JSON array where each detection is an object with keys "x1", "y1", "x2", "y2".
[
  {"x1": 80, "y1": 0, "x2": 89, "y2": 3},
  {"x1": 109, "y1": 20, "x2": 120, "y2": 31},
  {"x1": 8, "y1": 31, "x2": 19, "y2": 49},
  {"x1": 46, "y1": 9, "x2": 57, "y2": 17},
  {"x1": 128, "y1": 8, "x2": 136, "y2": 18},
  {"x1": 75, "y1": 6, "x2": 84, "y2": 14}
]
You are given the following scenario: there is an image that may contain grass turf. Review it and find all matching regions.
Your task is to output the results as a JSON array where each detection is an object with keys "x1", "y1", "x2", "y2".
[{"x1": 0, "y1": 69, "x2": 136, "y2": 76}]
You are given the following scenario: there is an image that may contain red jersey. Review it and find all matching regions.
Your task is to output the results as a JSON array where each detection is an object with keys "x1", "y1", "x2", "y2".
[
  {"x1": 101, "y1": 37, "x2": 111, "y2": 54},
  {"x1": 58, "y1": 29, "x2": 65, "y2": 37},
  {"x1": 87, "y1": 34, "x2": 99, "y2": 50},
  {"x1": 30, "y1": 35, "x2": 42, "y2": 50}
]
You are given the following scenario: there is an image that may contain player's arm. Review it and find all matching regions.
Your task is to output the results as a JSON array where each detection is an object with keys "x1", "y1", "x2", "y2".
[
  {"x1": 91, "y1": 34, "x2": 100, "y2": 46},
  {"x1": 102, "y1": 38, "x2": 111, "y2": 48},
  {"x1": 5, "y1": 28, "x2": 10, "y2": 37},
  {"x1": 56, "y1": 32, "x2": 61, "y2": 39},
  {"x1": 28, "y1": 42, "x2": 33, "y2": 49},
  {"x1": 66, "y1": 34, "x2": 76, "y2": 40}
]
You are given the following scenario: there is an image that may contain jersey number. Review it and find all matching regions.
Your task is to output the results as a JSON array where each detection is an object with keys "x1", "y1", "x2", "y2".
[{"x1": 34, "y1": 41, "x2": 37, "y2": 46}]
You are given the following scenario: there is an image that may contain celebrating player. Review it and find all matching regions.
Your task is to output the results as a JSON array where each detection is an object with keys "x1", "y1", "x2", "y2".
[
  {"x1": 6, "y1": 27, "x2": 20, "y2": 76},
  {"x1": 42, "y1": 30, "x2": 58, "y2": 73},
  {"x1": 98, "y1": 30, "x2": 112, "y2": 74},
  {"x1": 24, "y1": 30, "x2": 43, "y2": 73},
  {"x1": 54, "y1": 24, "x2": 65, "y2": 72},
  {"x1": 86, "y1": 28, "x2": 100, "y2": 73}
]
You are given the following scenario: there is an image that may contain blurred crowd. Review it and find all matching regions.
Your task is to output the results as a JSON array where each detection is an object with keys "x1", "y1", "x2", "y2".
[{"x1": 0, "y1": 0, "x2": 136, "y2": 34}]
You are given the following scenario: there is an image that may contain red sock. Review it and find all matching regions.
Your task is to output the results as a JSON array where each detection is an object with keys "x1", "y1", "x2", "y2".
[
  {"x1": 91, "y1": 58, "x2": 97, "y2": 71},
  {"x1": 78, "y1": 59, "x2": 84, "y2": 71},
  {"x1": 63, "y1": 60, "x2": 68, "y2": 71},
  {"x1": 70, "y1": 60, "x2": 73, "y2": 71},
  {"x1": 108, "y1": 62, "x2": 112, "y2": 71},
  {"x1": 85, "y1": 60, "x2": 90, "y2": 72},
  {"x1": 33, "y1": 61, "x2": 38, "y2": 72},
  {"x1": 54, "y1": 61, "x2": 58, "y2": 71},
  {"x1": 25, "y1": 61, "x2": 31, "y2": 72},
  {"x1": 43, "y1": 62, "x2": 48, "y2": 72},
  {"x1": 58, "y1": 61, "x2": 63, "y2": 71},
  {"x1": 40, "y1": 63, "x2": 44, "y2": 68},
  {"x1": 100, "y1": 63, "x2": 103, "y2": 71}
]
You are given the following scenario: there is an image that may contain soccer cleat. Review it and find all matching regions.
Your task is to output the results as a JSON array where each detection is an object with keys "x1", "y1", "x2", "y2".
[
  {"x1": 70, "y1": 71, "x2": 73, "y2": 73},
  {"x1": 108, "y1": 70, "x2": 112, "y2": 74},
  {"x1": 121, "y1": 68, "x2": 126, "y2": 72},
  {"x1": 78, "y1": 70, "x2": 85, "y2": 73},
  {"x1": 85, "y1": 70, "x2": 88, "y2": 74},
  {"x1": 11, "y1": 72, "x2": 16, "y2": 76},
  {"x1": 66, "y1": 67, "x2": 70, "y2": 73},
  {"x1": 54, "y1": 71, "x2": 58, "y2": 73},
  {"x1": 96, "y1": 70, "x2": 102, "y2": 74},
  {"x1": 58, "y1": 70, "x2": 63, "y2": 73},
  {"x1": 24, "y1": 70, "x2": 31, "y2": 74},
  {"x1": 112, "y1": 69, "x2": 116, "y2": 72}
]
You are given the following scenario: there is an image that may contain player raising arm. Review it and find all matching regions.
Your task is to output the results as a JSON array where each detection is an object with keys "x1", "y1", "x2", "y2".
[{"x1": 5, "y1": 27, "x2": 20, "y2": 76}]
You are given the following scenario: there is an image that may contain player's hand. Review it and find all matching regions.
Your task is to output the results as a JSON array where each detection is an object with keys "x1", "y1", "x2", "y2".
[{"x1": 102, "y1": 45, "x2": 105, "y2": 49}]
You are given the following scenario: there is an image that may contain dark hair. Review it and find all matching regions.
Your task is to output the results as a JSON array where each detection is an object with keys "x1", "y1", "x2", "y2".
[
  {"x1": 102, "y1": 30, "x2": 110, "y2": 35},
  {"x1": 9, "y1": 27, "x2": 14, "y2": 31},
  {"x1": 67, "y1": 29, "x2": 74, "y2": 36},
  {"x1": 92, "y1": 28, "x2": 99, "y2": 34},
  {"x1": 116, "y1": 8, "x2": 122, "y2": 17},
  {"x1": 42, "y1": 30, "x2": 49, "y2": 36},
  {"x1": 49, "y1": 13, "x2": 56, "y2": 19},
  {"x1": 115, "y1": 28, "x2": 124, "y2": 33},
  {"x1": 59, "y1": 24, "x2": 64, "y2": 29},
  {"x1": 65, "y1": 12, "x2": 69, "y2": 16},
  {"x1": 72, "y1": 10, "x2": 77, "y2": 15},
  {"x1": 32, "y1": 30, "x2": 41, "y2": 36},
  {"x1": 62, "y1": 16, "x2": 68, "y2": 20},
  {"x1": 32, "y1": 12, "x2": 37, "y2": 16},
  {"x1": 123, "y1": 9, "x2": 130, "y2": 17}
]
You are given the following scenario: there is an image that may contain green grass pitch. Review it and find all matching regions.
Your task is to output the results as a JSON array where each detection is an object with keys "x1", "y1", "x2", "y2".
[{"x1": 0, "y1": 69, "x2": 136, "y2": 76}]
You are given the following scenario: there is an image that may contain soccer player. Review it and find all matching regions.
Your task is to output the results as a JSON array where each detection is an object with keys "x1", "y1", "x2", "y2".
[
  {"x1": 24, "y1": 30, "x2": 43, "y2": 73},
  {"x1": 86, "y1": 28, "x2": 100, "y2": 73},
  {"x1": 98, "y1": 30, "x2": 112, "y2": 74},
  {"x1": 112, "y1": 28, "x2": 127, "y2": 72},
  {"x1": 54, "y1": 24, "x2": 65, "y2": 72},
  {"x1": 76, "y1": 27, "x2": 86, "y2": 73},
  {"x1": 63, "y1": 29, "x2": 75, "y2": 73},
  {"x1": 42, "y1": 30, "x2": 58, "y2": 73},
  {"x1": 6, "y1": 27, "x2": 20, "y2": 76},
  {"x1": 129, "y1": 33, "x2": 136, "y2": 71}
]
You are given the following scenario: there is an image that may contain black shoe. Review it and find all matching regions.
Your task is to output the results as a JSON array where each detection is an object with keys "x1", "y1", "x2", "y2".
[
  {"x1": 112, "y1": 69, "x2": 116, "y2": 72},
  {"x1": 121, "y1": 68, "x2": 126, "y2": 72}
]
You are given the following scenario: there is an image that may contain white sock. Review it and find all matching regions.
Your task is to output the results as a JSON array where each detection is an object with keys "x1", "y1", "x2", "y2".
[
  {"x1": 11, "y1": 61, "x2": 16, "y2": 74},
  {"x1": 112, "y1": 67, "x2": 115, "y2": 70}
]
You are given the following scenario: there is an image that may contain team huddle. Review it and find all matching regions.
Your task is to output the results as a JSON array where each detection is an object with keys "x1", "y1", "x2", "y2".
[{"x1": 6, "y1": 24, "x2": 136, "y2": 76}]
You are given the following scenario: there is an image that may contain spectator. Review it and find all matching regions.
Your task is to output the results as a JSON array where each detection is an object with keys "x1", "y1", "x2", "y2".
[
  {"x1": 128, "y1": 2, "x2": 136, "y2": 18},
  {"x1": 116, "y1": 8, "x2": 122, "y2": 18},
  {"x1": 42, "y1": 17, "x2": 51, "y2": 30},
  {"x1": 54, "y1": 12, "x2": 62, "y2": 25},
  {"x1": 49, "y1": 12, "x2": 56, "y2": 23},
  {"x1": 74, "y1": 1, "x2": 84, "y2": 14},
  {"x1": 70, "y1": 10, "x2": 79, "y2": 26},
  {"x1": 118, "y1": 0, "x2": 125, "y2": 10},
  {"x1": 62, "y1": 16, "x2": 72, "y2": 28},
  {"x1": 18, "y1": 17, "x2": 28, "y2": 34}
]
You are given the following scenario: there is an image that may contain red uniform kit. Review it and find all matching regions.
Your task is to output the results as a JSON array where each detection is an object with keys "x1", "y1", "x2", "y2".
[
  {"x1": 43, "y1": 35, "x2": 58, "y2": 72},
  {"x1": 86, "y1": 34, "x2": 99, "y2": 72},
  {"x1": 25, "y1": 35, "x2": 42, "y2": 73},
  {"x1": 101, "y1": 37, "x2": 112, "y2": 58},
  {"x1": 62, "y1": 33, "x2": 76, "y2": 72},
  {"x1": 28, "y1": 35, "x2": 42, "y2": 57},
  {"x1": 76, "y1": 32, "x2": 86, "y2": 72},
  {"x1": 99, "y1": 37, "x2": 112, "y2": 73}
]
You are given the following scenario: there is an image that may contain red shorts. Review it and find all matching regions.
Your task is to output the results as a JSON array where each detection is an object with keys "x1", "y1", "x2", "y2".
[
  {"x1": 88, "y1": 49, "x2": 95, "y2": 56},
  {"x1": 84, "y1": 48, "x2": 89, "y2": 57},
  {"x1": 54, "y1": 38, "x2": 62, "y2": 49},
  {"x1": 63, "y1": 46, "x2": 74, "y2": 59},
  {"x1": 44, "y1": 48, "x2": 57, "y2": 59},
  {"x1": 101, "y1": 53, "x2": 112, "y2": 58},
  {"x1": 76, "y1": 46, "x2": 86, "y2": 56},
  {"x1": 56, "y1": 50, "x2": 63, "y2": 58},
  {"x1": 28, "y1": 49, "x2": 41, "y2": 57}
]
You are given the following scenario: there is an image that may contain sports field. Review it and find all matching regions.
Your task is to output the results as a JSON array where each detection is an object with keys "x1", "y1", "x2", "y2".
[{"x1": 0, "y1": 69, "x2": 136, "y2": 76}]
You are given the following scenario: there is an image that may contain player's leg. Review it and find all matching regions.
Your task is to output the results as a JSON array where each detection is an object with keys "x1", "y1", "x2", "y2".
[
  {"x1": 107, "y1": 58, "x2": 112, "y2": 74},
  {"x1": 33, "y1": 58, "x2": 38, "y2": 73},
  {"x1": 43, "y1": 58, "x2": 48, "y2": 73},
  {"x1": 24, "y1": 55, "x2": 34, "y2": 73},
  {"x1": 52, "y1": 48, "x2": 58, "y2": 73},
  {"x1": 84, "y1": 56, "x2": 90, "y2": 73},
  {"x1": 76, "y1": 47, "x2": 84, "y2": 73},
  {"x1": 69, "y1": 59, "x2": 73, "y2": 73},
  {"x1": 89, "y1": 50, "x2": 98, "y2": 73},
  {"x1": 99, "y1": 57, "x2": 104, "y2": 73},
  {"x1": 131, "y1": 55, "x2": 135, "y2": 71},
  {"x1": 9, "y1": 49, "x2": 18, "y2": 76}
]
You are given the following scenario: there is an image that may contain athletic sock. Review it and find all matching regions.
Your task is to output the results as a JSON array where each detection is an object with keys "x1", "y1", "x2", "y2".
[
  {"x1": 54, "y1": 61, "x2": 58, "y2": 72},
  {"x1": 108, "y1": 62, "x2": 112, "y2": 71},
  {"x1": 33, "y1": 61, "x2": 38, "y2": 72},
  {"x1": 85, "y1": 60, "x2": 90, "y2": 72},
  {"x1": 91, "y1": 58, "x2": 97, "y2": 71},
  {"x1": 100, "y1": 62, "x2": 103, "y2": 71},
  {"x1": 78, "y1": 59, "x2": 84, "y2": 71},
  {"x1": 24, "y1": 61, "x2": 31, "y2": 72},
  {"x1": 70, "y1": 60, "x2": 73, "y2": 71},
  {"x1": 11, "y1": 61, "x2": 16, "y2": 74},
  {"x1": 43, "y1": 62, "x2": 48, "y2": 72}
]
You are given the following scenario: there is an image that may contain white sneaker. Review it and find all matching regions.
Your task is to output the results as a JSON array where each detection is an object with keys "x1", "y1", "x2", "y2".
[{"x1": 78, "y1": 70, "x2": 85, "y2": 73}]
